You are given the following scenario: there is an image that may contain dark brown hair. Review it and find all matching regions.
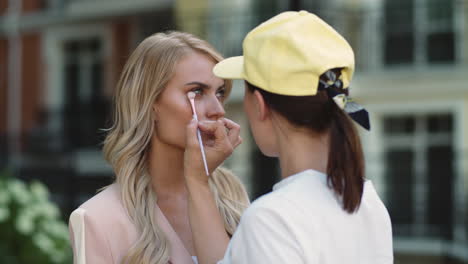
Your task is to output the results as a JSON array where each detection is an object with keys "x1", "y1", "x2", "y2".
[{"x1": 246, "y1": 77, "x2": 365, "y2": 213}]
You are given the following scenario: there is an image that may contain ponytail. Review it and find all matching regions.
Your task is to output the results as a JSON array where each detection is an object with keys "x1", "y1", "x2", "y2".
[
  {"x1": 246, "y1": 80, "x2": 365, "y2": 213},
  {"x1": 327, "y1": 103, "x2": 365, "y2": 213}
]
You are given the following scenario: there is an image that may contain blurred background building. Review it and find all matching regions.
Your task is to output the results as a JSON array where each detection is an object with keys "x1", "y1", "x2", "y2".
[{"x1": 0, "y1": 0, "x2": 467, "y2": 263}]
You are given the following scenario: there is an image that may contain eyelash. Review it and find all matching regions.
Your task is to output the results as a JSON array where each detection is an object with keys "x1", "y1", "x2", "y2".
[
  {"x1": 191, "y1": 88, "x2": 226, "y2": 100},
  {"x1": 217, "y1": 88, "x2": 226, "y2": 99},
  {"x1": 191, "y1": 88, "x2": 203, "y2": 95}
]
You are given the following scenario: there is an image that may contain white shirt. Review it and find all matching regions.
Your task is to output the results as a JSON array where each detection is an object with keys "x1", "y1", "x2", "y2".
[{"x1": 219, "y1": 169, "x2": 393, "y2": 264}]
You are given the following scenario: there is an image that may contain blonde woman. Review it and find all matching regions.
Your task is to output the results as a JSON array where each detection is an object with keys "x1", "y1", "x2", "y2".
[{"x1": 68, "y1": 31, "x2": 249, "y2": 264}]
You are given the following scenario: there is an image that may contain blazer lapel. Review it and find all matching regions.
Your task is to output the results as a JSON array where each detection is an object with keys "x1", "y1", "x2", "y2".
[{"x1": 154, "y1": 205, "x2": 195, "y2": 264}]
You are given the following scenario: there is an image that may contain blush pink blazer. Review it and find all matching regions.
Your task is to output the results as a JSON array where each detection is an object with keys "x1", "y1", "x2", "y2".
[{"x1": 69, "y1": 184, "x2": 196, "y2": 264}]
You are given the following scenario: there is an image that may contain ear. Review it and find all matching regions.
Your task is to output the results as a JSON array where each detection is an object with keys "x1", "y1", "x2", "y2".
[{"x1": 253, "y1": 90, "x2": 270, "y2": 121}]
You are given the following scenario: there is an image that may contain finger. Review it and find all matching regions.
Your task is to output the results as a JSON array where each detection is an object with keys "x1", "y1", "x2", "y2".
[
  {"x1": 199, "y1": 120, "x2": 231, "y2": 149},
  {"x1": 233, "y1": 136, "x2": 243, "y2": 148},
  {"x1": 198, "y1": 120, "x2": 218, "y2": 134},
  {"x1": 222, "y1": 118, "x2": 239, "y2": 130},
  {"x1": 185, "y1": 119, "x2": 200, "y2": 149},
  {"x1": 212, "y1": 119, "x2": 229, "y2": 145},
  {"x1": 222, "y1": 118, "x2": 241, "y2": 146},
  {"x1": 199, "y1": 120, "x2": 228, "y2": 143}
]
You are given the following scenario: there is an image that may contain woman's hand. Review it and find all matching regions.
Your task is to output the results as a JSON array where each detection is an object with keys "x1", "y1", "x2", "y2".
[
  {"x1": 184, "y1": 118, "x2": 240, "y2": 264},
  {"x1": 184, "y1": 118, "x2": 242, "y2": 183}
]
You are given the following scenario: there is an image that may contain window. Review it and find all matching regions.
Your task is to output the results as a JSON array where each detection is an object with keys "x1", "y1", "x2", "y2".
[
  {"x1": 138, "y1": 11, "x2": 175, "y2": 41},
  {"x1": 383, "y1": 113, "x2": 454, "y2": 239},
  {"x1": 384, "y1": 0, "x2": 455, "y2": 65},
  {"x1": 206, "y1": 2, "x2": 255, "y2": 57},
  {"x1": 63, "y1": 37, "x2": 108, "y2": 149}
]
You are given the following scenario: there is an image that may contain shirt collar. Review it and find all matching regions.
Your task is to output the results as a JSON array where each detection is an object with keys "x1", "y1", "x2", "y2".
[{"x1": 273, "y1": 169, "x2": 327, "y2": 191}]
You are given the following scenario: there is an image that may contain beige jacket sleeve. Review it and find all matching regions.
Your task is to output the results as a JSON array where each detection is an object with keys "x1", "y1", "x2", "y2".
[{"x1": 69, "y1": 208, "x2": 114, "y2": 264}]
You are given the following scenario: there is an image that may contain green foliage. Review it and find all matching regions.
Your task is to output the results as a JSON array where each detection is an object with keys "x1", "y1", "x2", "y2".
[{"x1": 0, "y1": 170, "x2": 72, "y2": 264}]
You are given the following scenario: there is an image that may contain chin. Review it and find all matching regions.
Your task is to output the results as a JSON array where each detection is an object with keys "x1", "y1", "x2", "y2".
[
  {"x1": 258, "y1": 147, "x2": 279, "y2": 158},
  {"x1": 153, "y1": 133, "x2": 186, "y2": 151}
]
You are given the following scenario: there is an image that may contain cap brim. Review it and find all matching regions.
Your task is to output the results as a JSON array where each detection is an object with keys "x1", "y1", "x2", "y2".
[{"x1": 213, "y1": 56, "x2": 244, "y2": 80}]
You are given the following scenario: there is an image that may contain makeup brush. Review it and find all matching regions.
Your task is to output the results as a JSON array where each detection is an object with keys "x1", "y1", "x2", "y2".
[{"x1": 187, "y1": 92, "x2": 209, "y2": 176}]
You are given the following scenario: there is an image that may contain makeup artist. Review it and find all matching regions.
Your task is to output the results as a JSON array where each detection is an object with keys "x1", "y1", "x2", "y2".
[{"x1": 184, "y1": 11, "x2": 393, "y2": 264}]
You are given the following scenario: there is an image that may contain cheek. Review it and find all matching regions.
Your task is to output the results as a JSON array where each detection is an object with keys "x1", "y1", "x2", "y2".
[
  {"x1": 252, "y1": 127, "x2": 276, "y2": 157},
  {"x1": 194, "y1": 97, "x2": 213, "y2": 116},
  {"x1": 196, "y1": 94, "x2": 225, "y2": 113},
  {"x1": 154, "y1": 98, "x2": 193, "y2": 146},
  {"x1": 244, "y1": 106, "x2": 277, "y2": 157}
]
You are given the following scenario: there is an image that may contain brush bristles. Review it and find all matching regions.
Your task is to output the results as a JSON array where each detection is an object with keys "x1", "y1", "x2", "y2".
[{"x1": 187, "y1": 92, "x2": 196, "y2": 100}]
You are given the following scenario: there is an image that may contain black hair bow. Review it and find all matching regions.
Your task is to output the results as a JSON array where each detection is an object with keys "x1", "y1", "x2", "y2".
[{"x1": 318, "y1": 70, "x2": 370, "y2": 131}]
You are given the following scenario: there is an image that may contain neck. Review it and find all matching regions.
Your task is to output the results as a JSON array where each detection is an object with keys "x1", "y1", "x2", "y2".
[
  {"x1": 275, "y1": 125, "x2": 329, "y2": 179},
  {"x1": 148, "y1": 135, "x2": 187, "y2": 199}
]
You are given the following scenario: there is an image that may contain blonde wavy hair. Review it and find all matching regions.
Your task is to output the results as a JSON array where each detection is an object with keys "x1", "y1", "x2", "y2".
[{"x1": 102, "y1": 31, "x2": 250, "y2": 264}]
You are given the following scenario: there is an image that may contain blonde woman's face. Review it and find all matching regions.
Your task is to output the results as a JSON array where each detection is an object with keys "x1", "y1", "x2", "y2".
[{"x1": 153, "y1": 52, "x2": 227, "y2": 149}]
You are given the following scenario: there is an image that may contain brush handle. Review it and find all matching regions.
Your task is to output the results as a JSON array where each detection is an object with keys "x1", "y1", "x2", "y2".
[
  {"x1": 197, "y1": 129, "x2": 209, "y2": 176},
  {"x1": 193, "y1": 114, "x2": 209, "y2": 176}
]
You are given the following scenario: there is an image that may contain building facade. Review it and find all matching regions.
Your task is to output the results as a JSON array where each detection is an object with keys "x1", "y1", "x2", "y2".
[
  {"x1": 0, "y1": 0, "x2": 176, "y2": 216},
  {"x1": 351, "y1": 0, "x2": 468, "y2": 262},
  {"x1": 1, "y1": 0, "x2": 467, "y2": 263}
]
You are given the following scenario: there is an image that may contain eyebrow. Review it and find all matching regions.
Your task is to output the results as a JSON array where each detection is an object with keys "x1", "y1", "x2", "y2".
[
  {"x1": 185, "y1": 82, "x2": 209, "y2": 88},
  {"x1": 185, "y1": 81, "x2": 225, "y2": 90}
]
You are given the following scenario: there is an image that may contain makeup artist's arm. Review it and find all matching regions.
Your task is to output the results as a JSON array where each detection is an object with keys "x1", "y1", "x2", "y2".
[{"x1": 184, "y1": 119, "x2": 242, "y2": 264}]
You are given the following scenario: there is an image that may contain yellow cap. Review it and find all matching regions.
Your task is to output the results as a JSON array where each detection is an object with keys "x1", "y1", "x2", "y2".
[{"x1": 213, "y1": 11, "x2": 355, "y2": 96}]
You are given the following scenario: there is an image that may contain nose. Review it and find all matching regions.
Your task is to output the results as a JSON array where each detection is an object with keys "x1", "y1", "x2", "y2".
[{"x1": 204, "y1": 95, "x2": 225, "y2": 121}]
